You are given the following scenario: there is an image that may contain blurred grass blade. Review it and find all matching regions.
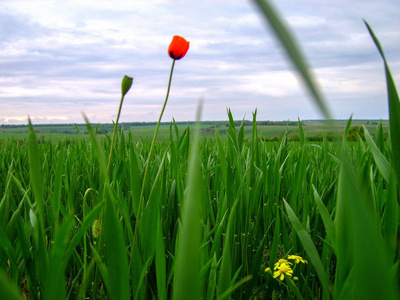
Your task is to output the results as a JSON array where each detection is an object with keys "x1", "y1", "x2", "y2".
[
  {"x1": 156, "y1": 217, "x2": 167, "y2": 300},
  {"x1": 382, "y1": 170, "x2": 399, "y2": 263},
  {"x1": 335, "y1": 152, "x2": 398, "y2": 299},
  {"x1": 253, "y1": 0, "x2": 331, "y2": 119},
  {"x1": 283, "y1": 199, "x2": 333, "y2": 298},
  {"x1": 103, "y1": 188, "x2": 130, "y2": 300},
  {"x1": 0, "y1": 270, "x2": 24, "y2": 300},
  {"x1": 365, "y1": 20, "x2": 400, "y2": 183},
  {"x1": 173, "y1": 101, "x2": 204, "y2": 300},
  {"x1": 43, "y1": 215, "x2": 73, "y2": 300}
]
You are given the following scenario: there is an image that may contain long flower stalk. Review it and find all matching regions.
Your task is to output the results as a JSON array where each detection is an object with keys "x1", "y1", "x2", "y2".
[
  {"x1": 139, "y1": 59, "x2": 175, "y2": 213},
  {"x1": 107, "y1": 75, "x2": 133, "y2": 178},
  {"x1": 138, "y1": 35, "x2": 189, "y2": 214}
]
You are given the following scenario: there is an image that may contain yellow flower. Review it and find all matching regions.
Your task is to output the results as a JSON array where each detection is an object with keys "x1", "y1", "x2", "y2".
[
  {"x1": 273, "y1": 263, "x2": 293, "y2": 281},
  {"x1": 288, "y1": 255, "x2": 308, "y2": 264},
  {"x1": 274, "y1": 258, "x2": 292, "y2": 270},
  {"x1": 265, "y1": 267, "x2": 271, "y2": 273}
]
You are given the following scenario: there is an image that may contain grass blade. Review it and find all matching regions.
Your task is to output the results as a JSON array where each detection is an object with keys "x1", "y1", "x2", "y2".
[
  {"x1": 253, "y1": 0, "x2": 331, "y2": 119},
  {"x1": 173, "y1": 102, "x2": 204, "y2": 300},
  {"x1": 312, "y1": 186, "x2": 336, "y2": 250},
  {"x1": 283, "y1": 199, "x2": 333, "y2": 298},
  {"x1": 43, "y1": 216, "x2": 73, "y2": 300},
  {"x1": 0, "y1": 270, "x2": 24, "y2": 300},
  {"x1": 335, "y1": 152, "x2": 399, "y2": 299},
  {"x1": 365, "y1": 20, "x2": 400, "y2": 183},
  {"x1": 27, "y1": 119, "x2": 49, "y2": 286},
  {"x1": 363, "y1": 125, "x2": 390, "y2": 182},
  {"x1": 103, "y1": 190, "x2": 130, "y2": 300}
]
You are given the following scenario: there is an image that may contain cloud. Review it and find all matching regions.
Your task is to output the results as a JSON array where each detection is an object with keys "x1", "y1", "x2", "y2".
[{"x1": 0, "y1": 0, "x2": 399, "y2": 124}]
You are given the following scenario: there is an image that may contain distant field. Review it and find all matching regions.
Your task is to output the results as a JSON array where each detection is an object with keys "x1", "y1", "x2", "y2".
[{"x1": 0, "y1": 119, "x2": 389, "y2": 142}]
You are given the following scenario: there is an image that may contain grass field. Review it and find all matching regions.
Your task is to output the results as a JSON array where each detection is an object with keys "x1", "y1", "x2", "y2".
[
  {"x1": 0, "y1": 119, "x2": 389, "y2": 142},
  {"x1": 0, "y1": 113, "x2": 398, "y2": 299}
]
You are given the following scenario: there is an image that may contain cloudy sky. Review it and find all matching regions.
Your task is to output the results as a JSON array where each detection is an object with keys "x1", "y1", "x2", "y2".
[{"x1": 0, "y1": 0, "x2": 399, "y2": 124}]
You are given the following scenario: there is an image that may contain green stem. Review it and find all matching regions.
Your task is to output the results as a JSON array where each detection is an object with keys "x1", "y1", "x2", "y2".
[
  {"x1": 286, "y1": 277, "x2": 304, "y2": 300},
  {"x1": 93, "y1": 93, "x2": 125, "y2": 297},
  {"x1": 130, "y1": 59, "x2": 175, "y2": 272},
  {"x1": 107, "y1": 94, "x2": 125, "y2": 178},
  {"x1": 139, "y1": 59, "x2": 176, "y2": 213}
]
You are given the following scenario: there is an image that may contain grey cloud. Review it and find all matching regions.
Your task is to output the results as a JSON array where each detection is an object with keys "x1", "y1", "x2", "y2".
[{"x1": 0, "y1": 0, "x2": 399, "y2": 124}]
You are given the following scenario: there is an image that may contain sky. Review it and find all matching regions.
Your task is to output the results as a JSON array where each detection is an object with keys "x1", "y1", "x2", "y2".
[{"x1": 0, "y1": 0, "x2": 399, "y2": 124}]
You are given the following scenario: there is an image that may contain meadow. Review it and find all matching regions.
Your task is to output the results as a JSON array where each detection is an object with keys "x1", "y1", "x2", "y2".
[
  {"x1": 0, "y1": 111, "x2": 398, "y2": 299},
  {"x1": 1, "y1": 1, "x2": 399, "y2": 299},
  {"x1": 0, "y1": 119, "x2": 388, "y2": 142}
]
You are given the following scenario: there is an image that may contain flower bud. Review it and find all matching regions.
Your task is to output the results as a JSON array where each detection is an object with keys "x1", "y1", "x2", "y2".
[
  {"x1": 92, "y1": 219, "x2": 102, "y2": 238},
  {"x1": 121, "y1": 75, "x2": 133, "y2": 96},
  {"x1": 168, "y1": 35, "x2": 190, "y2": 60}
]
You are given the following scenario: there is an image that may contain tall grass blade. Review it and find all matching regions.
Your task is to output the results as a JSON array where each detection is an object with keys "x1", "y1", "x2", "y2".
[
  {"x1": 51, "y1": 146, "x2": 65, "y2": 222},
  {"x1": 363, "y1": 126, "x2": 390, "y2": 182},
  {"x1": 102, "y1": 182, "x2": 130, "y2": 300},
  {"x1": 0, "y1": 227, "x2": 18, "y2": 281},
  {"x1": 156, "y1": 217, "x2": 167, "y2": 300},
  {"x1": 43, "y1": 216, "x2": 73, "y2": 300},
  {"x1": 27, "y1": 119, "x2": 49, "y2": 286},
  {"x1": 382, "y1": 170, "x2": 399, "y2": 263},
  {"x1": 173, "y1": 101, "x2": 204, "y2": 300},
  {"x1": 365, "y1": 20, "x2": 400, "y2": 183},
  {"x1": 335, "y1": 152, "x2": 398, "y2": 299},
  {"x1": 283, "y1": 199, "x2": 333, "y2": 298},
  {"x1": 140, "y1": 155, "x2": 165, "y2": 262},
  {"x1": 312, "y1": 186, "x2": 336, "y2": 250},
  {"x1": 83, "y1": 114, "x2": 130, "y2": 299},
  {"x1": 217, "y1": 202, "x2": 236, "y2": 299},
  {"x1": 253, "y1": 0, "x2": 331, "y2": 119}
]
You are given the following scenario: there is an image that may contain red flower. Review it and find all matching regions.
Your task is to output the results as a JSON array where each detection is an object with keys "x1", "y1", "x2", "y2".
[{"x1": 168, "y1": 35, "x2": 190, "y2": 60}]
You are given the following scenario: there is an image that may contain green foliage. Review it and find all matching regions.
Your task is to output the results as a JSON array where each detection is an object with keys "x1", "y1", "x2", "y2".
[{"x1": 1, "y1": 110, "x2": 399, "y2": 299}]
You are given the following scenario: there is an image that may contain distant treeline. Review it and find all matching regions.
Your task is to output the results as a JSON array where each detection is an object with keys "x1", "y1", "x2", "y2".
[
  {"x1": 0, "y1": 120, "x2": 298, "y2": 128},
  {"x1": 0, "y1": 119, "x2": 387, "y2": 129}
]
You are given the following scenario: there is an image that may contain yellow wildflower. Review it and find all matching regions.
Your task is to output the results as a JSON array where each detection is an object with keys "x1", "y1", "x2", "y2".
[
  {"x1": 273, "y1": 263, "x2": 293, "y2": 281},
  {"x1": 288, "y1": 255, "x2": 308, "y2": 264},
  {"x1": 265, "y1": 267, "x2": 271, "y2": 273},
  {"x1": 274, "y1": 258, "x2": 292, "y2": 270}
]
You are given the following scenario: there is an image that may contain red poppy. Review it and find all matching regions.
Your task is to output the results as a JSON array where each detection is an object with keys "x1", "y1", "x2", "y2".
[{"x1": 168, "y1": 35, "x2": 190, "y2": 60}]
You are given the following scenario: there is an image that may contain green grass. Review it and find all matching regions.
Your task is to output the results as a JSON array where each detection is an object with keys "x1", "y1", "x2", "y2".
[{"x1": 0, "y1": 112, "x2": 398, "y2": 299}]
